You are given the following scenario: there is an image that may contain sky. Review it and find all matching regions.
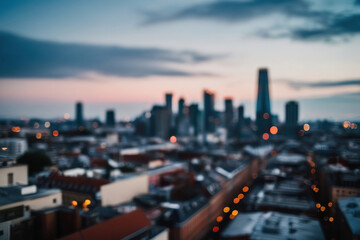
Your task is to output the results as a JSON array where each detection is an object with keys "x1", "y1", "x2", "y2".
[{"x1": 0, "y1": 0, "x2": 360, "y2": 122}]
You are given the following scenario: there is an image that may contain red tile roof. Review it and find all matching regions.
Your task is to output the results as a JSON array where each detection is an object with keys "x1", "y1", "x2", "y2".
[{"x1": 58, "y1": 209, "x2": 151, "y2": 240}]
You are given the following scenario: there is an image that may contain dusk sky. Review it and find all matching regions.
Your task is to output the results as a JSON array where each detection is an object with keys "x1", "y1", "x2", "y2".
[{"x1": 1, "y1": 0, "x2": 360, "y2": 121}]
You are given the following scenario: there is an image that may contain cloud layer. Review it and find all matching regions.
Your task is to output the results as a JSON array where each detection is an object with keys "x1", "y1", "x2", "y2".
[
  {"x1": 0, "y1": 31, "x2": 215, "y2": 79},
  {"x1": 145, "y1": 0, "x2": 360, "y2": 41},
  {"x1": 286, "y1": 79, "x2": 360, "y2": 89}
]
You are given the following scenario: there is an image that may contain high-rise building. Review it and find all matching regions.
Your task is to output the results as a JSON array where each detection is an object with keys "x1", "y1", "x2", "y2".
[
  {"x1": 150, "y1": 105, "x2": 171, "y2": 139},
  {"x1": 189, "y1": 104, "x2": 199, "y2": 136},
  {"x1": 237, "y1": 105, "x2": 244, "y2": 139},
  {"x1": 106, "y1": 109, "x2": 116, "y2": 127},
  {"x1": 204, "y1": 90, "x2": 215, "y2": 133},
  {"x1": 285, "y1": 101, "x2": 299, "y2": 137},
  {"x1": 75, "y1": 102, "x2": 84, "y2": 127},
  {"x1": 224, "y1": 98, "x2": 234, "y2": 138},
  {"x1": 285, "y1": 101, "x2": 299, "y2": 126},
  {"x1": 178, "y1": 98, "x2": 185, "y2": 116},
  {"x1": 255, "y1": 68, "x2": 272, "y2": 135},
  {"x1": 165, "y1": 93, "x2": 173, "y2": 113}
]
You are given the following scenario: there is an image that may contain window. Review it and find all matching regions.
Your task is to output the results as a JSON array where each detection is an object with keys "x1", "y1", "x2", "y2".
[
  {"x1": 53, "y1": 198, "x2": 57, "y2": 204},
  {"x1": 7, "y1": 173, "x2": 14, "y2": 185}
]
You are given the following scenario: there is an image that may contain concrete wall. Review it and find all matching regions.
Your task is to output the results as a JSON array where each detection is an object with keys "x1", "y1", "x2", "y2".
[
  {"x1": 0, "y1": 191, "x2": 62, "y2": 211},
  {"x1": 100, "y1": 174, "x2": 149, "y2": 206},
  {"x1": 151, "y1": 229, "x2": 169, "y2": 240},
  {"x1": 0, "y1": 165, "x2": 28, "y2": 186}
]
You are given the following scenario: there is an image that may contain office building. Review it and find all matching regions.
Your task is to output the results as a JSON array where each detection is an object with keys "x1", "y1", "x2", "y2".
[
  {"x1": 255, "y1": 68, "x2": 272, "y2": 135},
  {"x1": 237, "y1": 105, "x2": 244, "y2": 139},
  {"x1": 75, "y1": 102, "x2": 84, "y2": 128},
  {"x1": 165, "y1": 93, "x2": 173, "y2": 113},
  {"x1": 204, "y1": 90, "x2": 215, "y2": 133},
  {"x1": 224, "y1": 98, "x2": 234, "y2": 138},
  {"x1": 150, "y1": 105, "x2": 171, "y2": 139},
  {"x1": 285, "y1": 101, "x2": 299, "y2": 137},
  {"x1": 105, "y1": 109, "x2": 116, "y2": 127},
  {"x1": 189, "y1": 104, "x2": 200, "y2": 136}
]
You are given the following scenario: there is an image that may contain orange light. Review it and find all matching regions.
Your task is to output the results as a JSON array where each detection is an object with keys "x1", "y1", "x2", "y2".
[
  {"x1": 270, "y1": 126, "x2": 278, "y2": 135},
  {"x1": 314, "y1": 188, "x2": 319, "y2": 193},
  {"x1": 216, "y1": 216, "x2": 223, "y2": 222},
  {"x1": 83, "y1": 199, "x2": 91, "y2": 208},
  {"x1": 343, "y1": 121, "x2": 350, "y2": 129},
  {"x1": 263, "y1": 113, "x2": 269, "y2": 119},
  {"x1": 36, "y1": 133, "x2": 42, "y2": 139},
  {"x1": 72, "y1": 201, "x2": 78, "y2": 207},
  {"x1": 312, "y1": 185, "x2": 316, "y2": 190},
  {"x1": 320, "y1": 206, "x2": 325, "y2": 212},
  {"x1": 262, "y1": 133, "x2": 269, "y2": 140},
  {"x1": 12, "y1": 126, "x2": 21, "y2": 132},
  {"x1": 270, "y1": 150, "x2": 277, "y2": 156},
  {"x1": 223, "y1": 207, "x2": 230, "y2": 213},
  {"x1": 233, "y1": 198, "x2": 239, "y2": 204},
  {"x1": 329, "y1": 217, "x2": 334, "y2": 222},
  {"x1": 229, "y1": 214, "x2": 235, "y2": 220},
  {"x1": 328, "y1": 202, "x2": 333, "y2": 207},
  {"x1": 238, "y1": 193, "x2": 244, "y2": 199},
  {"x1": 311, "y1": 169, "x2": 316, "y2": 174},
  {"x1": 53, "y1": 130, "x2": 59, "y2": 137},
  {"x1": 232, "y1": 210, "x2": 238, "y2": 216},
  {"x1": 243, "y1": 186, "x2": 249, "y2": 192},
  {"x1": 316, "y1": 203, "x2": 321, "y2": 208},
  {"x1": 303, "y1": 123, "x2": 310, "y2": 131},
  {"x1": 212, "y1": 226, "x2": 219, "y2": 233},
  {"x1": 170, "y1": 136, "x2": 177, "y2": 143}
]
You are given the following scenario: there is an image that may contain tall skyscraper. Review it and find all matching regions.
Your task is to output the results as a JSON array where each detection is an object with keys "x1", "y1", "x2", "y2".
[
  {"x1": 224, "y1": 98, "x2": 234, "y2": 138},
  {"x1": 189, "y1": 104, "x2": 199, "y2": 136},
  {"x1": 285, "y1": 101, "x2": 299, "y2": 125},
  {"x1": 75, "y1": 102, "x2": 84, "y2": 128},
  {"x1": 204, "y1": 89, "x2": 215, "y2": 133},
  {"x1": 165, "y1": 93, "x2": 173, "y2": 113},
  {"x1": 285, "y1": 101, "x2": 299, "y2": 137},
  {"x1": 256, "y1": 68, "x2": 272, "y2": 135},
  {"x1": 106, "y1": 109, "x2": 116, "y2": 127},
  {"x1": 237, "y1": 105, "x2": 244, "y2": 139},
  {"x1": 178, "y1": 98, "x2": 185, "y2": 116},
  {"x1": 150, "y1": 105, "x2": 171, "y2": 139}
]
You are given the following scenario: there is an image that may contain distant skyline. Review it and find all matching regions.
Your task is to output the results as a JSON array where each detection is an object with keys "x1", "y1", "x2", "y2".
[{"x1": 1, "y1": 0, "x2": 360, "y2": 121}]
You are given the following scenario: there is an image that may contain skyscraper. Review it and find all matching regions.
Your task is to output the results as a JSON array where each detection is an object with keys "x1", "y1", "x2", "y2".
[
  {"x1": 189, "y1": 104, "x2": 199, "y2": 136},
  {"x1": 165, "y1": 93, "x2": 173, "y2": 113},
  {"x1": 285, "y1": 101, "x2": 299, "y2": 137},
  {"x1": 224, "y1": 98, "x2": 234, "y2": 138},
  {"x1": 75, "y1": 102, "x2": 84, "y2": 128},
  {"x1": 150, "y1": 105, "x2": 171, "y2": 139},
  {"x1": 237, "y1": 105, "x2": 244, "y2": 139},
  {"x1": 178, "y1": 98, "x2": 185, "y2": 116},
  {"x1": 256, "y1": 68, "x2": 272, "y2": 135},
  {"x1": 204, "y1": 89, "x2": 215, "y2": 133},
  {"x1": 106, "y1": 109, "x2": 116, "y2": 127}
]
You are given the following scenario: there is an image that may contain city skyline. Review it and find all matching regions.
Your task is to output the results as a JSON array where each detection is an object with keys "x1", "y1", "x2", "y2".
[{"x1": 1, "y1": 0, "x2": 360, "y2": 121}]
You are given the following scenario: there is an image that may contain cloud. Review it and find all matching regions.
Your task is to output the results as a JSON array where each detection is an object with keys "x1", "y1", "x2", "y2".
[
  {"x1": 0, "y1": 31, "x2": 216, "y2": 79},
  {"x1": 144, "y1": 0, "x2": 313, "y2": 24},
  {"x1": 285, "y1": 79, "x2": 360, "y2": 89},
  {"x1": 144, "y1": 0, "x2": 360, "y2": 41},
  {"x1": 288, "y1": 14, "x2": 360, "y2": 40}
]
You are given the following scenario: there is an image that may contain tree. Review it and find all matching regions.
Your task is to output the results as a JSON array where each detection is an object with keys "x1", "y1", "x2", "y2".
[{"x1": 17, "y1": 150, "x2": 52, "y2": 176}]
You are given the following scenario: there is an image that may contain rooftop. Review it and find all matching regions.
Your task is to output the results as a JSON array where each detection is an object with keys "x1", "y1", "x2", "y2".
[
  {"x1": 221, "y1": 211, "x2": 324, "y2": 240},
  {"x1": 0, "y1": 185, "x2": 60, "y2": 207},
  {"x1": 338, "y1": 197, "x2": 360, "y2": 235}
]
